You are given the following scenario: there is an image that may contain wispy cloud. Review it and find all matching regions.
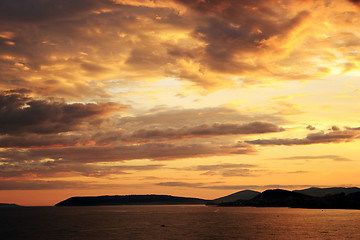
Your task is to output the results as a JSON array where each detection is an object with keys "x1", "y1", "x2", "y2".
[
  {"x1": 277, "y1": 155, "x2": 352, "y2": 162},
  {"x1": 246, "y1": 129, "x2": 360, "y2": 146},
  {"x1": 156, "y1": 181, "x2": 320, "y2": 191}
]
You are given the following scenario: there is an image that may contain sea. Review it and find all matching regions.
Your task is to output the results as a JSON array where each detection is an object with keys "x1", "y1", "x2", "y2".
[{"x1": 1, "y1": 205, "x2": 360, "y2": 240}]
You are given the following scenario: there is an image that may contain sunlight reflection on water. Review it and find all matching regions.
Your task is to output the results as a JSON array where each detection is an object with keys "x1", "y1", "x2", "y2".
[{"x1": 1, "y1": 205, "x2": 360, "y2": 239}]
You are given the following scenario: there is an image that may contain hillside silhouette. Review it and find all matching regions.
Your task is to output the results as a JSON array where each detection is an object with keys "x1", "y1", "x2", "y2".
[
  {"x1": 54, "y1": 187, "x2": 360, "y2": 209},
  {"x1": 294, "y1": 187, "x2": 360, "y2": 197},
  {"x1": 55, "y1": 194, "x2": 207, "y2": 206},
  {"x1": 0, "y1": 203, "x2": 21, "y2": 208},
  {"x1": 207, "y1": 190, "x2": 260, "y2": 205},
  {"x1": 218, "y1": 189, "x2": 360, "y2": 209}
]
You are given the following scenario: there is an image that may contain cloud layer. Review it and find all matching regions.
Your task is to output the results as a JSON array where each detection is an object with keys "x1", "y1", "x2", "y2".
[{"x1": 1, "y1": 0, "x2": 360, "y2": 95}]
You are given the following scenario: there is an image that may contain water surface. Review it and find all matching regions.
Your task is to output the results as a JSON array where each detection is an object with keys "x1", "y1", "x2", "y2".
[{"x1": 1, "y1": 205, "x2": 359, "y2": 239}]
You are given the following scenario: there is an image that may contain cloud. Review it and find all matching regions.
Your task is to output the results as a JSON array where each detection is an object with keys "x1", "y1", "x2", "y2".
[
  {"x1": 219, "y1": 169, "x2": 261, "y2": 177},
  {"x1": 192, "y1": 163, "x2": 257, "y2": 171},
  {"x1": 0, "y1": 90, "x2": 125, "y2": 135},
  {"x1": 156, "y1": 181, "x2": 203, "y2": 188},
  {"x1": 286, "y1": 171, "x2": 308, "y2": 174},
  {"x1": 0, "y1": 179, "x2": 145, "y2": 190},
  {"x1": 0, "y1": 102, "x2": 283, "y2": 151},
  {"x1": 348, "y1": 0, "x2": 360, "y2": 6},
  {"x1": 202, "y1": 184, "x2": 320, "y2": 190},
  {"x1": 2, "y1": 0, "x2": 358, "y2": 95},
  {"x1": 156, "y1": 181, "x2": 319, "y2": 190},
  {"x1": 0, "y1": 0, "x2": 113, "y2": 23},
  {"x1": 190, "y1": 163, "x2": 261, "y2": 177},
  {"x1": 246, "y1": 129, "x2": 359, "y2": 146},
  {"x1": 0, "y1": 142, "x2": 255, "y2": 164},
  {"x1": 88, "y1": 106, "x2": 286, "y2": 145},
  {"x1": 0, "y1": 160, "x2": 165, "y2": 178},
  {"x1": 0, "y1": 133, "x2": 85, "y2": 148},
  {"x1": 130, "y1": 121, "x2": 284, "y2": 140},
  {"x1": 277, "y1": 155, "x2": 352, "y2": 162},
  {"x1": 180, "y1": 163, "x2": 262, "y2": 177},
  {"x1": 306, "y1": 125, "x2": 316, "y2": 131},
  {"x1": 119, "y1": 107, "x2": 286, "y2": 127},
  {"x1": 173, "y1": 0, "x2": 311, "y2": 77},
  {"x1": 0, "y1": 179, "x2": 90, "y2": 190}
]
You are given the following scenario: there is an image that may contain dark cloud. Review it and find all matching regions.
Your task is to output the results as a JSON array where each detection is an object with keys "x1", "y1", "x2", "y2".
[
  {"x1": 346, "y1": 126, "x2": 360, "y2": 130},
  {"x1": 0, "y1": 142, "x2": 255, "y2": 164},
  {"x1": 0, "y1": 160, "x2": 165, "y2": 178},
  {"x1": 306, "y1": 125, "x2": 316, "y2": 131},
  {"x1": 0, "y1": 179, "x2": 90, "y2": 190},
  {"x1": 0, "y1": 179, "x2": 142, "y2": 190},
  {"x1": 130, "y1": 122, "x2": 283, "y2": 140},
  {"x1": 0, "y1": 134, "x2": 84, "y2": 148},
  {"x1": 0, "y1": 90, "x2": 125, "y2": 135},
  {"x1": 348, "y1": 0, "x2": 360, "y2": 5},
  {"x1": 0, "y1": 104, "x2": 284, "y2": 148},
  {"x1": 246, "y1": 130, "x2": 359, "y2": 146},
  {"x1": 176, "y1": 0, "x2": 310, "y2": 74},
  {"x1": 331, "y1": 125, "x2": 340, "y2": 131},
  {"x1": 81, "y1": 62, "x2": 110, "y2": 74},
  {"x1": 0, "y1": 0, "x2": 113, "y2": 23}
]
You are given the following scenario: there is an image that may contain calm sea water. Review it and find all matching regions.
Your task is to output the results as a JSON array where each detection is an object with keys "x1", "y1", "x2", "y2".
[{"x1": 1, "y1": 205, "x2": 360, "y2": 240}]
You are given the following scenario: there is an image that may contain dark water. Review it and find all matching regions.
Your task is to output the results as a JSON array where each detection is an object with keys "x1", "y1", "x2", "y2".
[{"x1": 1, "y1": 205, "x2": 360, "y2": 240}]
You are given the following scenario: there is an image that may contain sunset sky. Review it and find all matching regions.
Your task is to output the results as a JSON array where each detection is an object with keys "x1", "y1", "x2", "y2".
[{"x1": 1, "y1": 0, "x2": 360, "y2": 206}]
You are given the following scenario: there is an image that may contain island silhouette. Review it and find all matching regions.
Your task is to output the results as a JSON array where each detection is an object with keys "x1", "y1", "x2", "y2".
[
  {"x1": 53, "y1": 187, "x2": 360, "y2": 210},
  {"x1": 55, "y1": 194, "x2": 207, "y2": 206}
]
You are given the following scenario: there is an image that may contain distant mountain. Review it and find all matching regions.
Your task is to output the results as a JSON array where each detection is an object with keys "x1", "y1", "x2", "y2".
[
  {"x1": 55, "y1": 194, "x2": 208, "y2": 206},
  {"x1": 207, "y1": 190, "x2": 260, "y2": 205},
  {"x1": 219, "y1": 189, "x2": 314, "y2": 207},
  {"x1": 0, "y1": 203, "x2": 21, "y2": 208},
  {"x1": 218, "y1": 189, "x2": 360, "y2": 209},
  {"x1": 294, "y1": 187, "x2": 360, "y2": 197},
  {"x1": 249, "y1": 189, "x2": 315, "y2": 207}
]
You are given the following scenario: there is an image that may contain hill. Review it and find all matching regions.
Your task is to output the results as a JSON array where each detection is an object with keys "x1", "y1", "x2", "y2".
[
  {"x1": 218, "y1": 189, "x2": 360, "y2": 209},
  {"x1": 248, "y1": 189, "x2": 315, "y2": 207},
  {"x1": 55, "y1": 194, "x2": 208, "y2": 206},
  {"x1": 207, "y1": 190, "x2": 260, "y2": 205},
  {"x1": 219, "y1": 189, "x2": 315, "y2": 207},
  {"x1": 294, "y1": 187, "x2": 360, "y2": 197},
  {"x1": 0, "y1": 203, "x2": 21, "y2": 208}
]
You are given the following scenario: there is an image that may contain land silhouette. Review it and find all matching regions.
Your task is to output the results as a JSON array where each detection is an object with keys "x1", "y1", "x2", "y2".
[
  {"x1": 213, "y1": 188, "x2": 360, "y2": 209},
  {"x1": 55, "y1": 194, "x2": 207, "y2": 206},
  {"x1": 53, "y1": 187, "x2": 360, "y2": 210},
  {"x1": 0, "y1": 203, "x2": 21, "y2": 208}
]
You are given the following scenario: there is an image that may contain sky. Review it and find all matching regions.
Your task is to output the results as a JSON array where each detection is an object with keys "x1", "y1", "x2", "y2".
[{"x1": 1, "y1": 0, "x2": 360, "y2": 206}]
